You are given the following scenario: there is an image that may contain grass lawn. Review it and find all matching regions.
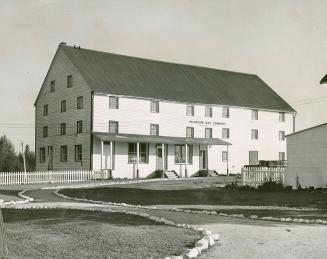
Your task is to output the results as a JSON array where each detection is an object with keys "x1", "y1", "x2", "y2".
[
  {"x1": 1, "y1": 208, "x2": 201, "y2": 259},
  {"x1": 0, "y1": 190, "x2": 22, "y2": 202},
  {"x1": 60, "y1": 186, "x2": 327, "y2": 209}
]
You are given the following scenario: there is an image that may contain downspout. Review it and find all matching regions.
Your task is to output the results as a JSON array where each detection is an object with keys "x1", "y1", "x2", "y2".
[{"x1": 90, "y1": 91, "x2": 94, "y2": 170}]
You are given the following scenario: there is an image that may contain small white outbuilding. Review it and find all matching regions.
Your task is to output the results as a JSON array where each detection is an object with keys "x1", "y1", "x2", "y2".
[{"x1": 285, "y1": 123, "x2": 327, "y2": 188}]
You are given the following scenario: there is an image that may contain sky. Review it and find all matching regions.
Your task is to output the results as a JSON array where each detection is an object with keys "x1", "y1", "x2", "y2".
[{"x1": 0, "y1": 0, "x2": 327, "y2": 151}]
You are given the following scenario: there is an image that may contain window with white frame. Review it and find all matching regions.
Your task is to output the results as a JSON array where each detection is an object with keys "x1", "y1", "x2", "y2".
[
  {"x1": 61, "y1": 100, "x2": 66, "y2": 113},
  {"x1": 251, "y1": 129, "x2": 258, "y2": 140},
  {"x1": 151, "y1": 101, "x2": 159, "y2": 113},
  {"x1": 252, "y1": 110, "x2": 258, "y2": 120},
  {"x1": 39, "y1": 147, "x2": 45, "y2": 163},
  {"x1": 109, "y1": 121, "x2": 118, "y2": 134},
  {"x1": 67, "y1": 75, "x2": 73, "y2": 88},
  {"x1": 205, "y1": 106, "x2": 212, "y2": 117},
  {"x1": 60, "y1": 145, "x2": 67, "y2": 162},
  {"x1": 222, "y1": 128, "x2": 230, "y2": 139},
  {"x1": 50, "y1": 80, "x2": 55, "y2": 93},
  {"x1": 205, "y1": 128, "x2": 212, "y2": 138},
  {"x1": 150, "y1": 124, "x2": 159, "y2": 136},
  {"x1": 128, "y1": 143, "x2": 149, "y2": 163},
  {"x1": 186, "y1": 105, "x2": 194, "y2": 116},
  {"x1": 77, "y1": 120, "x2": 83, "y2": 133},
  {"x1": 75, "y1": 145, "x2": 82, "y2": 162},
  {"x1": 43, "y1": 126, "x2": 48, "y2": 137},
  {"x1": 186, "y1": 127, "x2": 194, "y2": 138},
  {"x1": 60, "y1": 123, "x2": 66, "y2": 135},
  {"x1": 279, "y1": 131, "x2": 285, "y2": 141},
  {"x1": 109, "y1": 96, "x2": 119, "y2": 109},
  {"x1": 222, "y1": 151, "x2": 228, "y2": 162},
  {"x1": 279, "y1": 112, "x2": 285, "y2": 122},
  {"x1": 77, "y1": 96, "x2": 83, "y2": 109},
  {"x1": 175, "y1": 144, "x2": 193, "y2": 164},
  {"x1": 222, "y1": 107, "x2": 230, "y2": 118},
  {"x1": 43, "y1": 105, "x2": 48, "y2": 116}
]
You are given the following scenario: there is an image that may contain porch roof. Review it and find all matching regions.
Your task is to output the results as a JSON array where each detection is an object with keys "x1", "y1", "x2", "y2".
[{"x1": 92, "y1": 131, "x2": 231, "y2": 146}]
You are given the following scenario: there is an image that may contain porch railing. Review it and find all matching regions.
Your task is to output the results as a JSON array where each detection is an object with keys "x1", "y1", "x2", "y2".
[{"x1": 241, "y1": 166, "x2": 286, "y2": 187}]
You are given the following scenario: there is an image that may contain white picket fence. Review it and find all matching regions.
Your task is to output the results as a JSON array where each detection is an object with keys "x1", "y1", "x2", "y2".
[
  {"x1": 0, "y1": 170, "x2": 98, "y2": 186},
  {"x1": 241, "y1": 166, "x2": 286, "y2": 187}
]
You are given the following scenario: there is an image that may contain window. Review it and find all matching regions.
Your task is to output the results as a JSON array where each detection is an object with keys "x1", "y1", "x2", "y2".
[
  {"x1": 43, "y1": 104, "x2": 48, "y2": 116},
  {"x1": 279, "y1": 131, "x2": 285, "y2": 141},
  {"x1": 175, "y1": 145, "x2": 193, "y2": 164},
  {"x1": 279, "y1": 112, "x2": 285, "y2": 122},
  {"x1": 128, "y1": 143, "x2": 149, "y2": 163},
  {"x1": 252, "y1": 110, "x2": 258, "y2": 120},
  {"x1": 77, "y1": 96, "x2": 83, "y2": 109},
  {"x1": 279, "y1": 152, "x2": 285, "y2": 161},
  {"x1": 222, "y1": 151, "x2": 228, "y2": 162},
  {"x1": 61, "y1": 100, "x2": 66, "y2": 113},
  {"x1": 60, "y1": 123, "x2": 66, "y2": 135},
  {"x1": 205, "y1": 106, "x2": 212, "y2": 117},
  {"x1": 251, "y1": 129, "x2": 258, "y2": 140},
  {"x1": 222, "y1": 128, "x2": 230, "y2": 139},
  {"x1": 150, "y1": 124, "x2": 159, "y2": 136},
  {"x1": 60, "y1": 145, "x2": 67, "y2": 162},
  {"x1": 75, "y1": 145, "x2": 82, "y2": 162},
  {"x1": 39, "y1": 148, "x2": 45, "y2": 163},
  {"x1": 77, "y1": 121, "x2": 83, "y2": 133},
  {"x1": 67, "y1": 75, "x2": 73, "y2": 88},
  {"x1": 150, "y1": 101, "x2": 159, "y2": 113},
  {"x1": 109, "y1": 96, "x2": 119, "y2": 109},
  {"x1": 43, "y1": 126, "x2": 48, "y2": 137},
  {"x1": 186, "y1": 105, "x2": 194, "y2": 116},
  {"x1": 50, "y1": 80, "x2": 55, "y2": 93},
  {"x1": 109, "y1": 121, "x2": 118, "y2": 134},
  {"x1": 186, "y1": 127, "x2": 194, "y2": 138},
  {"x1": 222, "y1": 107, "x2": 230, "y2": 118},
  {"x1": 205, "y1": 128, "x2": 212, "y2": 138}
]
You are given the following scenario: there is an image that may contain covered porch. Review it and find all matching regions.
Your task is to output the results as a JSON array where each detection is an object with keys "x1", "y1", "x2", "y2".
[{"x1": 92, "y1": 131, "x2": 230, "y2": 179}]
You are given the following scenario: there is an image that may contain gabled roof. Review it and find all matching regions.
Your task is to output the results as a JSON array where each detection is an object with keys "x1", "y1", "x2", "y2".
[
  {"x1": 286, "y1": 122, "x2": 327, "y2": 138},
  {"x1": 59, "y1": 44, "x2": 295, "y2": 112},
  {"x1": 320, "y1": 74, "x2": 327, "y2": 84}
]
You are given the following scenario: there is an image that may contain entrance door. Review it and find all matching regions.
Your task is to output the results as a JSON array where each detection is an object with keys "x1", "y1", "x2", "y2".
[
  {"x1": 199, "y1": 150, "x2": 207, "y2": 170},
  {"x1": 249, "y1": 151, "x2": 259, "y2": 165},
  {"x1": 103, "y1": 142, "x2": 111, "y2": 169},
  {"x1": 156, "y1": 145, "x2": 163, "y2": 170}
]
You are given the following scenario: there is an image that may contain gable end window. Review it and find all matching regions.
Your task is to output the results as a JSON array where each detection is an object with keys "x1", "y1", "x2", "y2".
[
  {"x1": 43, "y1": 105, "x2": 48, "y2": 116},
  {"x1": 109, "y1": 96, "x2": 119, "y2": 109},
  {"x1": 67, "y1": 75, "x2": 73, "y2": 88},
  {"x1": 279, "y1": 112, "x2": 285, "y2": 122},
  {"x1": 61, "y1": 100, "x2": 66, "y2": 113},
  {"x1": 77, "y1": 96, "x2": 83, "y2": 109},
  {"x1": 50, "y1": 80, "x2": 55, "y2": 93},
  {"x1": 77, "y1": 121, "x2": 83, "y2": 133},
  {"x1": 151, "y1": 101, "x2": 159, "y2": 113},
  {"x1": 43, "y1": 126, "x2": 48, "y2": 137}
]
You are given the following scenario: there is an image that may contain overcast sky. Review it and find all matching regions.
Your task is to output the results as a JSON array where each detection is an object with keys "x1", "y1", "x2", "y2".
[{"x1": 1, "y1": 0, "x2": 327, "y2": 151}]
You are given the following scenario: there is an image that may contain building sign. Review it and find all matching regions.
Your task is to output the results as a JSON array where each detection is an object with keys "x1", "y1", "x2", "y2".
[{"x1": 189, "y1": 120, "x2": 226, "y2": 126}]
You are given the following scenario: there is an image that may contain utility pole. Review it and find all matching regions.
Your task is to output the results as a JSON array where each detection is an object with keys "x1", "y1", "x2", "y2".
[{"x1": 21, "y1": 142, "x2": 26, "y2": 173}]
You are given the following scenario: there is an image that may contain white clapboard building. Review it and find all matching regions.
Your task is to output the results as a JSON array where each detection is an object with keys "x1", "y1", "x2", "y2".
[{"x1": 35, "y1": 43, "x2": 295, "y2": 178}]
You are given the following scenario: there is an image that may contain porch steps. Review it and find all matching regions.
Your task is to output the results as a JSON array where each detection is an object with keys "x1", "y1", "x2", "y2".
[{"x1": 164, "y1": 170, "x2": 179, "y2": 179}]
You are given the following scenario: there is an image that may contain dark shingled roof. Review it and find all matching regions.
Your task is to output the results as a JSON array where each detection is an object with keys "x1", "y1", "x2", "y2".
[
  {"x1": 320, "y1": 74, "x2": 327, "y2": 84},
  {"x1": 61, "y1": 45, "x2": 295, "y2": 112}
]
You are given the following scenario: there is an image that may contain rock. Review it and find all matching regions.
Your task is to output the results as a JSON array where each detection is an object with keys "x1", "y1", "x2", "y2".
[
  {"x1": 185, "y1": 248, "x2": 199, "y2": 258},
  {"x1": 250, "y1": 215, "x2": 258, "y2": 219},
  {"x1": 204, "y1": 235, "x2": 215, "y2": 246},
  {"x1": 212, "y1": 234, "x2": 220, "y2": 241},
  {"x1": 195, "y1": 239, "x2": 209, "y2": 251},
  {"x1": 304, "y1": 220, "x2": 310, "y2": 224},
  {"x1": 219, "y1": 213, "x2": 228, "y2": 216},
  {"x1": 210, "y1": 211, "x2": 217, "y2": 215}
]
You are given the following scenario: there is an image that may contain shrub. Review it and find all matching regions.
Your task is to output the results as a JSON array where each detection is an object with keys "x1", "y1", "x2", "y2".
[{"x1": 257, "y1": 180, "x2": 285, "y2": 192}]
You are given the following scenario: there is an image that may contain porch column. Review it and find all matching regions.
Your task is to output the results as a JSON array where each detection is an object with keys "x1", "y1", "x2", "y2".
[
  {"x1": 136, "y1": 142, "x2": 140, "y2": 179},
  {"x1": 110, "y1": 141, "x2": 113, "y2": 178},
  {"x1": 100, "y1": 140, "x2": 103, "y2": 170},
  {"x1": 185, "y1": 144, "x2": 188, "y2": 178},
  {"x1": 162, "y1": 143, "x2": 165, "y2": 178}
]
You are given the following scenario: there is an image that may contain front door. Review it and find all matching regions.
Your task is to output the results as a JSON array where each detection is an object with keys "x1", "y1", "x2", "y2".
[
  {"x1": 156, "y1": 145, "x2": 163, "y2": 170},
  {"x1": 249, "y1": 151, "x2": 259, "y2": 165},
  {"x1": 199, "y1": 150, "x2": 207, "y2": 170}
]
